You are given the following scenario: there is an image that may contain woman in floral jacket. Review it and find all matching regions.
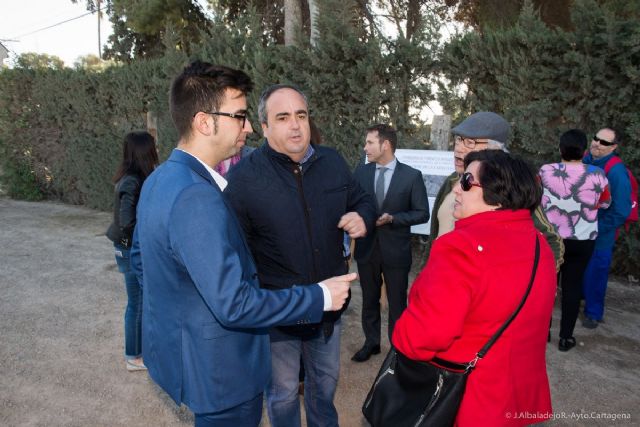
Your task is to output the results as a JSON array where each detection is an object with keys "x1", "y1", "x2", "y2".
[{"x1": 539, "y1": 129, "x2": 610, "y2": 351}]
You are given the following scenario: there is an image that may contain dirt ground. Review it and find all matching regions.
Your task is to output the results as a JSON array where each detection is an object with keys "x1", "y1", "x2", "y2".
[{"x1": 1, "y1": 198, "x2": 639, "y2": 427}]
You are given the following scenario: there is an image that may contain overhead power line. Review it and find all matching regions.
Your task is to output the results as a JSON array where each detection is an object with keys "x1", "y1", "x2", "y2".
[{"x1": 9, "y1": 7, "x2": 105, "y2": 40}]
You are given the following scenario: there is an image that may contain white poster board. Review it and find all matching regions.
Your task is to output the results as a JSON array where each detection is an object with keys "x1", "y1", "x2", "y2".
[{"x1": 394, "y1": 149, "x2": 455, "y2": 235}]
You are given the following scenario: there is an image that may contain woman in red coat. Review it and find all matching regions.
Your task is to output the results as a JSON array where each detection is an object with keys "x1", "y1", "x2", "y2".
[{"x1": 393, "y1": 150, "x2": 556, "y2": 426}]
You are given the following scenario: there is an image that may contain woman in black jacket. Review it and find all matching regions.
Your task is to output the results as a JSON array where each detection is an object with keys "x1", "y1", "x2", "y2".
[{"x1": 106, "y1": 131, "x2": 159, "y2": 371}]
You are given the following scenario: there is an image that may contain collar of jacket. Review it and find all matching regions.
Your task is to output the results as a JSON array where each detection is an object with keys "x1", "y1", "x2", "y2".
[
  {"x1": 583, "y1": 151, "x2": 616, "y2": 168},
  {"x1": 455, "y1": 209, "x2": 532, "y2": 230},
  {"x1": 261, "y1": 140, "x2": 322, "y2": 169},
  {"x1": 168, "y1": 148, "x2": 217, "y2": 187}
]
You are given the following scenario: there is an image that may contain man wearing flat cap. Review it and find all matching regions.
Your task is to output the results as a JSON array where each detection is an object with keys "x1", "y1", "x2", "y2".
[{"x1": 425, "y1": 111, "x2": 564, "y2": 269}]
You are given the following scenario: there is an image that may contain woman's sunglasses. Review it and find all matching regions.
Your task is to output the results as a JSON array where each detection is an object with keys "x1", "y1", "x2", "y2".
[{"x1": 461, "y1": 172, "x2": 482, "y2": 191}]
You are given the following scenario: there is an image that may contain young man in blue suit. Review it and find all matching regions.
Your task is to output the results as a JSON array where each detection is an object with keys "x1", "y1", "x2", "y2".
[
  {"x1": 351, "y1": 124, "x2": 430, "y2": 362},
  {"x1": 130, "y1": 61, "x2": 355, "y2": 427}
]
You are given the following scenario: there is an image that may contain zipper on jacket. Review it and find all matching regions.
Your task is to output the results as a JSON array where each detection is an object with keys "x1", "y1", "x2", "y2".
[{"x1": 293, "y1": 163, "x2": 319, "y2": 280}]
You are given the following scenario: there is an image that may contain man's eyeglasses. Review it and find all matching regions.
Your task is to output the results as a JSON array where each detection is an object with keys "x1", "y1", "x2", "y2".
[
  {"x1": 454, "y1": 135, "x2": 489, "y2": 149},
  {"x1": 460, "y1": 172, "x2": 482, "y2": 191},
  {"x1": 593, "y1": 135, "x2": 615, "y2": 146},
  {"x1": 201, "y1": 111, "x2": 247, "y2": 128}
]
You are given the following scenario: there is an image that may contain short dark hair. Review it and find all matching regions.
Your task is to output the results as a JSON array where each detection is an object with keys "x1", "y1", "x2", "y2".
[
  {"x1": 599, "y1": 126, "x2": 622, "y2": 145},
  {"x1": 258, "y1": 84, "x2": 308, "y2": 124},
  {"x1": 559, "y1": 129, "x2": 587, "y2": 161},
  {"x1": 113, "y1": 131, "x2": 159, "y2": 183},
  {"x1": 464, "y1": 150, "x2": 541, "y2": 213},
  {"x1": 169, "y1": 60, "x2": 253, "y2": 138},
  {"x1": 366, "y1": 124, "x2": 397, "y2": 152}
]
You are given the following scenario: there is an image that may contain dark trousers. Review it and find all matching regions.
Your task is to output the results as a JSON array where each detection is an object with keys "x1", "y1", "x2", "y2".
[
  {"x1": 357, "y1": 243, "x2": 409, "y2": 347},
  {"x1": 559, "y1": 239, "x2": 596, "y2": 339},
  {"x1": 194, "y1": 393, "x2": 262, "y2": 427}
]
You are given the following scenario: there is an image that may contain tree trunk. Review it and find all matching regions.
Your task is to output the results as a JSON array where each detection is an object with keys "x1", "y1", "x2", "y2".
[
  {"x1": 430, "y1": 115, "x2": 452, "y2": 151},
  {"x1": 405, "y1": 0, "x2": 421, "y2": 41},
  {"x1": 284, "y1": 0, "x2": 303, "y2": 47},
  {"x1": 308, "y1": 0, "x2": 320, "y2": 47},
  {"x1": 146, "y1": 111, "x2": 158, "y2": 142}
]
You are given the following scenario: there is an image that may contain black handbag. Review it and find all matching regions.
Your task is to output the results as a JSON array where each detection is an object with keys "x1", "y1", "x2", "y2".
[{"x1": 362, "y1": 236, "x2": 541, "y2": 427}]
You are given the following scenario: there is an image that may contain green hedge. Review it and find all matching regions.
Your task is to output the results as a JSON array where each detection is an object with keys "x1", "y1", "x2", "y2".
[
  {"x1": 438, "y1": 0, "x2": 640, "y2": 277},
  {"x1": 0, "y1": 55, "x2": 183, "y2": 208}
]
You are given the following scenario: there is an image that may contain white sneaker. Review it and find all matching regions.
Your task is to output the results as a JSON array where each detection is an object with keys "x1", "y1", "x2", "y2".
[{"x1": 126, "y1": 359, "x2": 147, "y2": 372}]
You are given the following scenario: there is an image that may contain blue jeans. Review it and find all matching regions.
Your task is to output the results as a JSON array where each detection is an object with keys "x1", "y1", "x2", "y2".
[
  {"x1": 582, "y1": 248, "x2": 613, "y2": 321},
  {"x1": 114, "y1": 243, "x2": 142, "y2": 359},
  {"x1": 266, "y1": 320, "x2": 341, "y2": 427},
  {"x1": 194, "y1": 393, "x2": 262, "y2": 427}
]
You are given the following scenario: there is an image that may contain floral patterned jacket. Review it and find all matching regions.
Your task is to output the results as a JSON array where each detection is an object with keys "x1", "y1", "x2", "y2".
[{"x1": 539, "y1": 162, "x2": 610, "y2": 241}]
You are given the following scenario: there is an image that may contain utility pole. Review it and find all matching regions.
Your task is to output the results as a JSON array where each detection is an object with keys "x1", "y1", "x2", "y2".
[
  {"x1": 97, "y1": 0, "x2": 102, "y2": 59},
  {"x1": 0, "y1": 41, "x2": 12, "y2": 66}
]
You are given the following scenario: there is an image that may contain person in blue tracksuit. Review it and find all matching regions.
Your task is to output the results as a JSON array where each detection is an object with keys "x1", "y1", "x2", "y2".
[{"x1": 582, "y1": 127, "x2": 631, "y2": 328}]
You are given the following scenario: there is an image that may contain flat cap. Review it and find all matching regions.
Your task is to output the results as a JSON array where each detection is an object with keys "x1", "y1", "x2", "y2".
[{"x1": 451, "y1": 112, "x2": 510, "y2": 145}]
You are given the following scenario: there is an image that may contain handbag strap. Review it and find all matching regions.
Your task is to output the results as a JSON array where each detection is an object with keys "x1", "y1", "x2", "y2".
[{"x1": 467, "y1": 235, "x2": 541, "y2": 368}]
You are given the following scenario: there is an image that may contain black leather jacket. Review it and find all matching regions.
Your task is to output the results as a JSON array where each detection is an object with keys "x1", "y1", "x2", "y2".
[{"x1": 106, "y1": 174, "x2": 143, "y2": 248}]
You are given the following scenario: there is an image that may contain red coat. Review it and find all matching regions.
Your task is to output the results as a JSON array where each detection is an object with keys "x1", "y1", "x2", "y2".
[{"x1": 393, "y1": 209, "x2": 556, "y2": 427}]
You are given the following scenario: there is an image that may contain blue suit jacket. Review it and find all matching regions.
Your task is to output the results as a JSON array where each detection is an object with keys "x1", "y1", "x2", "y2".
[{"x1": 131, "y1": 149, "x2": 324, "y2": 413}]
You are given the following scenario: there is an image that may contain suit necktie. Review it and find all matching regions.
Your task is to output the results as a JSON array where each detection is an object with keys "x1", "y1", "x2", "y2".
[{"x1": 376, "y1": 167, "x2": 388, "y2": 210}]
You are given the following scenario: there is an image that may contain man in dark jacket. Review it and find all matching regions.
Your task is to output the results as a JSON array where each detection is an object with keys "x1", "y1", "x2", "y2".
[
  {"x1": 351, "y1": 124, "x2": 429, "y2": 362},
  {"x1": 225, "y1": 84, "x2": 376, "y2": 427}
]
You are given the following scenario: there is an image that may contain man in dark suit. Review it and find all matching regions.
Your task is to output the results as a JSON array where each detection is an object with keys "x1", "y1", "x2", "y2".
[
  {"x1": 130, "y1": 61, "x2": 354, "y2": 427},
  {"x1": 352, "y1": 124, "x2": 430, "y2": 362}
]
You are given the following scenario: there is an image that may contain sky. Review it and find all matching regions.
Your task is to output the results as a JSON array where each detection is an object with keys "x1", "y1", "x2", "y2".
[{"x1": 0, "y1": 0, "x2": 113, "y2": 67}]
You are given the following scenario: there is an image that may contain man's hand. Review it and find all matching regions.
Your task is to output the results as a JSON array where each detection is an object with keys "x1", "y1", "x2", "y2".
[
  {"x1": 375, "y1": 213, "x2": 393, "y2": 227},
  {"x1": 322, "y1": 272, "x2": 357, "y2": 311},
  {"x1": 338, "y1": 212, "x2": 367, "y2": 238}
]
